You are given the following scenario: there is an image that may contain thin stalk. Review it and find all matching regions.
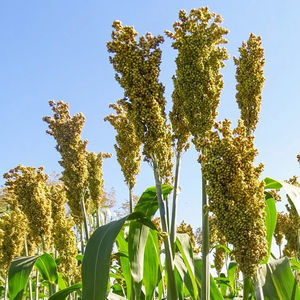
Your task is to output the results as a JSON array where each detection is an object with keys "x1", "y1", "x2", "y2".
[
  {"x1": 25, "y1": 237, "x2": 33, "y2": 300},
  {"x1": 80, "y1": 225, "x2": 85, "y2": 254},
  {"x1": 279, "y1": 244, "x2": 282, "y2": 258},
  {"x1": 170, "y1": 151, "x2": 181, "y2": 252},
  {"x1": 4, "y1": 276, "x2": 8, "y2": 300},
  {"x1": 35, "y1": 269, "x2": 39, "y2": 300},
  {"x1": 152, "y1": 159, "x2": 178, "y2": 300},
  {"x1": 129, "y1": 187, "x2": 133, "y2": 213},
  {"x1": 243, "y1": 276, "x2": 251, "y2": 300},
  {"x1": 80, "y1": 192, "x2": 89, "y2": 242},
  {"x1": 165, "y1": 196, "x2": 170, "y2": 232},
  {"x1": 96, "y1": 208, "x2": 101, "y2": 228},
  {"x1": 254, "y1": 270, "x2": 263, "y2": 300},
  {"x1": 201, "y1": 174, "x2": 210, "y2": 300}
]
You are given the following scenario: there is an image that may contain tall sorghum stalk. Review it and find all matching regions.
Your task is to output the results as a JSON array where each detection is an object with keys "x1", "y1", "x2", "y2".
[
  {"x1": 107, "y1": 21, "x2": 176, "y2": 298},
  {"x1": 166, "y1": 8, "x2": 229, "y2": 299},
  {"x1": 25, "y1": 237, "x2": 33, "y2": 300}
]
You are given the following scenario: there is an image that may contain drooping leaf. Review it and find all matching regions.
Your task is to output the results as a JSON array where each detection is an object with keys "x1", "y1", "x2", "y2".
[
  {"x1": 128, "y1": 184, "x2": 172, "y2": 299},
  {"x1": 194, "y1": 258, "x2": 224, "y2": 300},
  {"x1": 281, "y1": 181, "x2": 300, "y2": 216},
  {"x1": 257, "y1": 257, "x2": 300, "y2": 300},
  {"x1": 143, "y1": 230, "x2": 160, "y2": 300},
  {"x1": 264, "y1": 178, "x2": 283, "y2": 190},
  {"x1": 48, "y1": 283, "x2": 82, "y2": 300},
  {"x1": 8, "y1": 256, "x2": 40, "y2": 300},
  {"x1": 261, "y1": 196, "x2": 277, "y2": 264},
  {"x1": 227, "y1": 261, "x2": 238, "y2": 293},
  {"x1": 116, "y1": 230, "x2": 131, "y2": 299},
  {"x1": 82, "y1": 216, "x2": 128, "y2": 300},
  {"x1": 35, "y1": 253, "x2": 58, "y2": 284},
  {"x1": 175, "y1": 233, "x2": 198, "y2": 299}
]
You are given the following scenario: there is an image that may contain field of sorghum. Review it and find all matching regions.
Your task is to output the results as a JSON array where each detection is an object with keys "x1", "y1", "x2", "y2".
[{"x1": 1, "y1": 7, "x2": 300, "y2": 300}]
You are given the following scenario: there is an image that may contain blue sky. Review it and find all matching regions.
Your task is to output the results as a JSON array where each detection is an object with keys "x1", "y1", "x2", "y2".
[{"x1": 0, "y1": 0, "x2": 299, "y2": 230}]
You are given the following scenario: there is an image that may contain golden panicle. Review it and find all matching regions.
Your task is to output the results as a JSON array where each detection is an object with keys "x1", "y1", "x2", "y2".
[
  {"x1": 0, "y1": 208, "x2": 28, "y2": 273},
  {"x1": 200, "y1": 119, "x2": 268, "y2": 277},
  {"x1": 87, "y1": 151, "x2": 112, "y2": 210},
  {"x1": 104, "y1": 99, "x2": 141, "y2": 190},
  {"x1": 4, "y1": 165, "x2": 53, "y2": 251},
  {"x1": 43, "y1": 100, "x2": 89, "y2": 225},
  {"x1": 47, "y1": 183, "x2": 79, "y2": 280},
  {"x1": 166, "y1": 7, "x2": 229, "y2": 149},
  {"x1": 107, "y1": 22, "x2": 173, "y2": 182},
  {"x1": 169, "y1": 77, "x2": 190, "y2": 153},
  {"x1": 274, "y1": 212, "x2": 290, "y2": 247},
  {"x1": 234, "y1": 34, "x2": 265, "y2": 133}
]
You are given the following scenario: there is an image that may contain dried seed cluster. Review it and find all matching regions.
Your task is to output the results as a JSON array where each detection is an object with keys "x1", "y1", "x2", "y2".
[
  {"x1": 43, "y1": 101, "x2": 89, "y2": 224},
  {"x1": 107, "y1": 21, "x2": 173, "y2": 182},
  {"x1": 176, "y1": 220, "x2": 199, "y2": 254},
  {"x1": 234, "y1": 34, "x2": 265, "y2": 133},
  {"x1": 166, "y1": 7, "x2": 229, "y2": 149},
  {"x1": 104, "y1": 99, "x2": 141, "y2": 189},
  {"x1": 200, "y1": 119, "x2": 268, "y2": 277}
]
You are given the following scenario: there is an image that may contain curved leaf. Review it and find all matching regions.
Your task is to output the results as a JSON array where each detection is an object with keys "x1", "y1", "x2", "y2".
[
  {"x1": 264, "y1": 178, "x2": 283, "y2": 190},
  {"x1": 48, "y1": 283, "x2": 82, "y2": 300},
  {"x1": 257, "y1": 257, "x2": 300, "y2": 299},
  {"x1": 35, "y1": 253, "x2": 58, "y2": 284},
  {"x1": 82, "y1": 216, "x2": 128, "y2": 300},
  {"x1": 8, "y1": 255, "x2": 39, "y2": 300},
  {"x1": 262, "y1": 196, "x2": 277, "y2": 264}
]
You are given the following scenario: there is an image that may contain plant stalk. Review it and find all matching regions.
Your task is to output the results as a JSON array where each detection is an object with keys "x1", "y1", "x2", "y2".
[
  {"x1": 80, "y1": 192, "x2": 89, "y2": 242},
  {"x1": 4, "y1": 276, "x2": 8, "y2": 300},
  {"x1": 243, "y1": 276, "x2": 251, "y2": 300},
  {"x1": 129, "y1": 187, "x2": 133, "y2": 213},
  {"x1": 35, "y1": 269, "x2": 39, "y2": 300},
  {"x1": 152, "y1": 159, "x2": 178, "y2": 300},
  {"x1": 170, "y1": 151, "x2": 181, "y2": 253},
  {"x1": 201, "y1": 174, "x2": 210, "y2": 300},
  {"x1": 25, "y1": 237, "x2": 33, "y2": 300}
]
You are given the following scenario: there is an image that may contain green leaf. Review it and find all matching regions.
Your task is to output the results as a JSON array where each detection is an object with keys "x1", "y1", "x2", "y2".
[
  {"x1": 194, "y1": 259, "x2": 224, "y2": 300},
  {"x1": 8, "y1": 255, "x2": 40, "y2": 300},
  {"x1": 82, "y1": 216, "x2": 128, "y2": 300},
  {"x1": 175, "y1": 233, "x2": 198, "y2": 299},
  {"x1": 48, "y1": 283, "x2": 82, "y2": 300},
  {"x1": 143, "y1": 230, "x2": 160, "y2": 300},
  {"x1": 227, "y1": 261, "x2": 238, "y2": 293},
  {"x1": 35, "y1": 253, "x2": 58, "y2": 284},
  {"x1": 281, "y1": 181, "x2": 300, "y2": 216},
  {"x1": 57, "y1": 273, "x2": 67, "y2": 290},
  {"x1": 257, "y1": 257, "x2": 300, "y2": 299},
  {"x1": 264, "y1": 177, "x2": 283, "y2": 190},
  {"x1": 261, "y1": 196, "x2": 277, "y2": 264},
  {"x1": 116, "y1": 230, "x2": 131, "y2": 299}
]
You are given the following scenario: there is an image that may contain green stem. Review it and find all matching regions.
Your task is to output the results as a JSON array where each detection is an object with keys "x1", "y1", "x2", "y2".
[
  {"x1": 96, "y1": 208, "x2": 101, "y2": 228},
  {"x1": 170, "y1": 151, "x2": 181, "y2": 253},
  {"x1": 80, "y1": 193, "x2": 89, "y2": 242},
  {"x1": 166, "y1": 196, "x2": 170, "y2": 232},
  {"x1": 25, "y1": 237, "x2": 33, "y2": 300},
  {"x1": 201, "y1": 174, "x2": 210, "y2": 300},
  {"x1": 4, "y1": 276, "x2": 8, "y2": 300},
  {"x1": 243, "y1": 276, "x2": 251, "y2": 300},
  {"x1": 35, "y1": 269, "x2": 39, "y2": 300},
  {"x1": 129, "y1": 187, "x2": 133, "y2": 213},
  {"x1": 152, "y1": 159, "x2": 178, "y2": 300}
]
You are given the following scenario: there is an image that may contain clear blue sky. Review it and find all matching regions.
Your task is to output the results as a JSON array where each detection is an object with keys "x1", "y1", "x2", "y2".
[{"x1": 1, "y1": 0, "x2": 299, "y2": 230}]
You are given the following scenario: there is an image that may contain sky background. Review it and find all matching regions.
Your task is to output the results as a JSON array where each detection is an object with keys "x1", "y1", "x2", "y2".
[{"x1": 0, "y1": 0, "x2": 299, "y2": 231}]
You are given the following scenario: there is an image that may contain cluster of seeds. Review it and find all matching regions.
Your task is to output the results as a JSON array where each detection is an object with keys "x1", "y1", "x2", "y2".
[
  {"x1": 3, "y1": 165, "x2": 53, "y2": 250},
  {"x1": 43, "y1": 101, "x2": 89, "y2": 224},
  {"x1": 209, "y1": 215, "x2": 227, "y2": 274},
  {"x1": 176, "y1": 220, "x2": 199, "y2": 254},
  {"x1": 199, "y1": 119, "x2": 268, "y2": 277},
  {"x1": 104, "y1": 99, "x2": 141, "y2": 190},
  {"x1": 48, "y1": 183, "x2": 79, "y2": 280},
  {"x1": 87, "y1": 152, "x2": 112, "y2": 211},
  {"x1": 234, "y1": 34, "x2": 265, "y2": 133},
  {"x1": 165, "y1": 7, "x2": 229, "y2": 149},
  {"x1": 274, "y1": 212, "x2": 290, "y2": 251},
  {"x1": 107, "y1": 21, "x2": 173, "y2": 182}
]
